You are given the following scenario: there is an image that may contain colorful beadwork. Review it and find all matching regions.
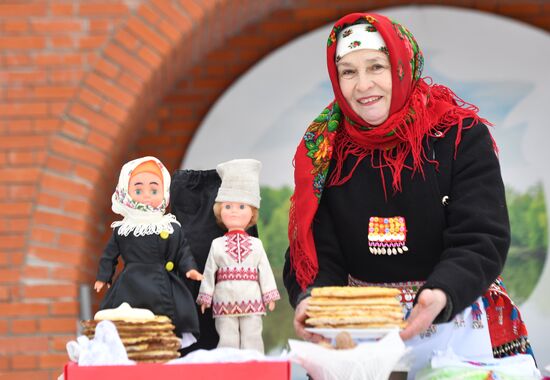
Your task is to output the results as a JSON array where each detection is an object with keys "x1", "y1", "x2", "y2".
[
  {"x1": 471, "y1": 301, "x2": 484, "y2": 329},
  {"x1": 367, "y1": 216, "x2": 408, "y2": 255}
]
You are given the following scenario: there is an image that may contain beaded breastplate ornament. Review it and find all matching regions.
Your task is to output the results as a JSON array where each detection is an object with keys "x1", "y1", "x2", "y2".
[{"x1": 368, "y1": 216, "x2": 408, "y2": 255}]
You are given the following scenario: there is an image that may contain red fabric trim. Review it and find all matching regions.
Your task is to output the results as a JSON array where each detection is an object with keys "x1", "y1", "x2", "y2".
[
  {"x1": 224, "y1": 233, "x2": 253, "y2": 263},
  {"x1": 225, "y1": 230, "x2": 248, "y2": 236},
  {"x1": 196, "y1": 292, "x2": 213, "y2": 307},
  {"x1": 484, "y1": 280, "x2": 529, "y2": 349},
  {"x1": 262, "y1": 289, "x2": 281, "y2": 304},
  {"x1": 212, "y1": 300, "x2": 265, "y2": 316},
  {"x1": 216, "y1": 267, "x2": 259, "y2": 282}
]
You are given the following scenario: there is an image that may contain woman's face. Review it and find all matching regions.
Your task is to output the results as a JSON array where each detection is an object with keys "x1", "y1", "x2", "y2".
[
  {"x1": 128, "y1": 172, "x2": 164, "y2": 208},
  {"x1": 337, "y1": 49, "x2": 392, "y2": 126},
  {"x1": 220, "y1": 202, "x2": 253, "y2": 231}
]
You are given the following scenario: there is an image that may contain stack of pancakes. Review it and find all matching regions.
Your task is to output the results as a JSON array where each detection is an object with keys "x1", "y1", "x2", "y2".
[
  {"x1": 305, "y1": 286, "x2": 405, "y2": 329},
  {"x1": 81, "y1": 315, "x2": 181, "y2": 363}
]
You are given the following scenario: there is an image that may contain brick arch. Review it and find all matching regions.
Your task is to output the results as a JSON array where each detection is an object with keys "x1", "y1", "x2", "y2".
[
  {"x1": 2, "y1": 0, "x2": 550, "y2": 377},
  {"x1": 30, "y1": 0, "x2": 286, "y2": 294}
]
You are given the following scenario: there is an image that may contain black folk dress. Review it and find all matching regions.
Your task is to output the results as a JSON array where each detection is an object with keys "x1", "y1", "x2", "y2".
[{"x1": 96, "y1": 222, "x2": 200, "y2": 337}]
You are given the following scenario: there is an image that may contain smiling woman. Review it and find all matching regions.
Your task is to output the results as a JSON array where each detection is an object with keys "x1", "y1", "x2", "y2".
[
  {"x1": 182, "y1": 5, "x2": 550, "y2": 370},
  {"x1": 283, "y1": 11, "x2": 535, "y2": 379}
]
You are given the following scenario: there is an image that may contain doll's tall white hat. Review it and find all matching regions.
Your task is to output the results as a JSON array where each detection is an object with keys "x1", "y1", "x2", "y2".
[{"x1": 215, "y1": 159, "x2": 262, "y2": 209}]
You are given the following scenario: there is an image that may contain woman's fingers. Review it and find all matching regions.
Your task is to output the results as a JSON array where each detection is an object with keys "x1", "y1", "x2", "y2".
[
  {"x1": 400, "y1": 288, "x2": 447, "y2": 341},
  {"x1": 293, "y1": 298, "x2": 309, "y2": 338},
  {"x1": 293, "y1": 297, "x2": 328, "y2": 343}
]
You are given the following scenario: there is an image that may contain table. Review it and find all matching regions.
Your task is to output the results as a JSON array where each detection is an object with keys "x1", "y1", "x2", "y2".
[{"x1": 64, "y1": 360, "x2": 291, "y2": 380}]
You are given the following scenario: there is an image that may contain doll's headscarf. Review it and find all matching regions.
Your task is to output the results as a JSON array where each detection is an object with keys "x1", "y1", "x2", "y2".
[
  {"x1": 111, "y1": 156, "x2": 180, "y2": 236},
  {"x1": 288, "y1": 13, "x2": 491, "y2": 290}
]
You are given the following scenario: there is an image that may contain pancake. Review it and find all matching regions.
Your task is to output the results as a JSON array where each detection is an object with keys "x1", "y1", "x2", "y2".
[
  {"x1": 308, "y1": 297, "x2": 398, "y2": 306},
  {"x1": 305, "y1": 285, "x2": 405, "y2": 330},
  {"x1": 306, "y1": 308, "x2": 403, "y2": 319},
  {"x1": 82, "y1": 304, "x2": 182, "y2": 363},
  {"x1": 311, "y1": 286, "x2": 400, "y2": 298},
  {"x1": 306, "y1": 315, "x2": 402, "y2": 327}
]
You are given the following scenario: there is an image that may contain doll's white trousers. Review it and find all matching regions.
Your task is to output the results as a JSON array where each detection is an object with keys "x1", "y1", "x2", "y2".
[{"x1": 215, "y1": 315, "x2": 264, "y2": 353}]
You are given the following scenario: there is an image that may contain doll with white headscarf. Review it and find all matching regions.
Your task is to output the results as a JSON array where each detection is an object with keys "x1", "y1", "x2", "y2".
[
  {"x1": 94, "y1": 156, "x2": 202, "y2": 343},
  {"x1": 196, "y1": 159, "x2": 280, "y2": 353}
]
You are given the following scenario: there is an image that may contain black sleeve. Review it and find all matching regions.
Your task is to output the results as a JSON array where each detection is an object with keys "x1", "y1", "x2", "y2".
[
  {"x1": 174, "y1": 224, "x2": 199, "y2": 274},
  {"x1": 420, "y1": 122, "x2": 510, "y2": 319},
  {"x1": 96, "y1": 231, "x2": 120, "y2": 283}
]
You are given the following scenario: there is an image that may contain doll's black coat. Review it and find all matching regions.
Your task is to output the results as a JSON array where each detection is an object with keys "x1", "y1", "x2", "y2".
[
  {"x1": 284, "y1": 121, "x2": 510, "y2": 321},
  {"x1": 96, "y1": 222, "x2": 199, "y2": 336}
]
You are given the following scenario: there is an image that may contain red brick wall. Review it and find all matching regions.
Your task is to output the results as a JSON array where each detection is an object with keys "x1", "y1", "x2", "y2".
[{"x1": 1, "y1": 0, "x2": 549, "y2": 378}]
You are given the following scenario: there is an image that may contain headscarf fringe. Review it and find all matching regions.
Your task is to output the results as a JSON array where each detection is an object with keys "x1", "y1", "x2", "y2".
[
  {"x1": 288, "y1": 196, "x2": 317, "y2": 289},
  {"x1": 327, "y1": 79, "x2": 486, "y2": 195}
]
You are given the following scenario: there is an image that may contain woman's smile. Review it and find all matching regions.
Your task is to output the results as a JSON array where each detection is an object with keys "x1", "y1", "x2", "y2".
[{"x1": 337, "y1": 49, "x2": 392, "y2": 126}]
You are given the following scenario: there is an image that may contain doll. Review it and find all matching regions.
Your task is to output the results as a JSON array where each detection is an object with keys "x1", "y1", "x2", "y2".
[
  {"x1": 94, "y1": 156, "x2": 202, "y2": 345},
  {"x1": 196, "y1": 159, "x2": 280, "y2": 353}
]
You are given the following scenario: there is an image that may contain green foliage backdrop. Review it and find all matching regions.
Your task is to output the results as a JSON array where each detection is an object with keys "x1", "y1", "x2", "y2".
[
  {"x1": 260, "y1": 183, "x2": 548, "y2": 352},
  {"x1": 502, "y1": 183, "x2": 548, "y2": 303}
]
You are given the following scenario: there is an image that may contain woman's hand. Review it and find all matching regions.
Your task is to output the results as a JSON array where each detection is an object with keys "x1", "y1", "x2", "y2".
[
  {"x1": 94, "y1": 280, "x2": 109, "y2": 293},
  {"x1": 400, "y1": 288, "x2": 447, "y2": 341},
  {"x1": 267, "y1": 301, "x2": 276, "y2": 312},
  {"x1": 200, "y1": 304, "x2": 209, "y2": 314},
  {"x1": 186, "y1": 269, "x2": 203, "y2": 281},
  {"x1": 293, "y1": 297, "x2": 326, "y2": 343}
]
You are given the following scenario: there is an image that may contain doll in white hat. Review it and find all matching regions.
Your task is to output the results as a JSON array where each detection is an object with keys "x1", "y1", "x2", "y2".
[
  {"x1": 196, "y1": 159, "x2": 280, "y2": 353},
  {"x1": 94, "y1": 156, "x2": 203, "y2": 346}
]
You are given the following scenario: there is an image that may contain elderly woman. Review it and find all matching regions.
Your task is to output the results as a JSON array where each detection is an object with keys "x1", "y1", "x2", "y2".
[{"x1": 283, "y1": 12, "x2": 533, "y2": 377}]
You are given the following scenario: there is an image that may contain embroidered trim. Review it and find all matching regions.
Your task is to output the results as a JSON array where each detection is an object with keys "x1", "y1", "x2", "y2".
[
  {"x1": 212, "y1": 300, "x2": 265, "y2": 316},
  {"x1": 348, "y1": 276, "x2": 424, "y2": 291},
  {"x1": 225, "y1": 233, "x2": 252, "y2": 263},
  {"x1": 196, "y1": 292, "x2": 212, "y2": 307},
  {"x1": 420, "y1": 324, "x2": 437, "y2": 339},
  {"x1": 216, "y1": 267, "x2": 258, "y2": 282},
  {"x1": 493, "y1": 337, "x2": 531, "y2": 358},
  {"x1": 368, "y1": 216, "x2": 408, "y2": 255},
  {"x1": 262, "y1": 289, "x2": 281, "y2": 304},
  {"x1": 483, "y1": 277, "x2": 531, "y2": 356},
  {"x1": 471, "y1": 301, "x2": 484, "y2": 329}
]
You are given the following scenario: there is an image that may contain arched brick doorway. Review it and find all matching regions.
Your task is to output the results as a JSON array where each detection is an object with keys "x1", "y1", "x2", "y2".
[{"x1": 1, "y1": 1, "x2": 549, "y2": 378}]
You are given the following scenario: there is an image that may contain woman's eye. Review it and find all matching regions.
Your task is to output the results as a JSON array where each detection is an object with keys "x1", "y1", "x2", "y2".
[
  {"x1": 225, "y1": 204, "x2": 231, "y2": 210},
  {"x1": 152, "y1": 189, "x2": 158, "y2": 195},
  {"x1": 339, "y1": 69, "x2": 355, "y2": 78},
  {"x1": 135, "y1": 189, "x2": 142, "y2": 195},
  {"x1": 239, "y1": 204, "x2": 245, "y2": 210},
  {"x1": 370, "y1": 64, "x2": 386, "y2": 72}
]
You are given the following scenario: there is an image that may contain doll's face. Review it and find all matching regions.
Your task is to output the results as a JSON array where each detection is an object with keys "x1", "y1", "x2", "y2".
[
  {"x1": 128, "y1": 172, "x2": 164, "y2": 208},
  {"x1": 220, "y1": 202, "x2": 253, "y2": 231}
]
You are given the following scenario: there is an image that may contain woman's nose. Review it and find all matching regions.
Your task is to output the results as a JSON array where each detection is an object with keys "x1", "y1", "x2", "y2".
[{"x1": 356, "y1": 72, "x2": 373, "y2": 92}]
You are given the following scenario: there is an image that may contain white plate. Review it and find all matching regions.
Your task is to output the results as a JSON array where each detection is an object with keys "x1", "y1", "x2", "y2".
[{"x1": 304, "y1": 327, "x2": 399, "y2": 340}]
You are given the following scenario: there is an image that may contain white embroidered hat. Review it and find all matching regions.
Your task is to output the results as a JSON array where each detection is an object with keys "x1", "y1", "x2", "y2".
[
  {"x1": 215, "y1": 159, "x2": 262, "y2": 209},
  {"x1": 335, "y1": 23, "x2": 386, "y2": 62}
]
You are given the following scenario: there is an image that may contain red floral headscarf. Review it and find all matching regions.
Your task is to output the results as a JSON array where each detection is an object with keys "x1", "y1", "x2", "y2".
[{"x1": 288, "y1": 13, "x2": 490, "y2": 290}]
